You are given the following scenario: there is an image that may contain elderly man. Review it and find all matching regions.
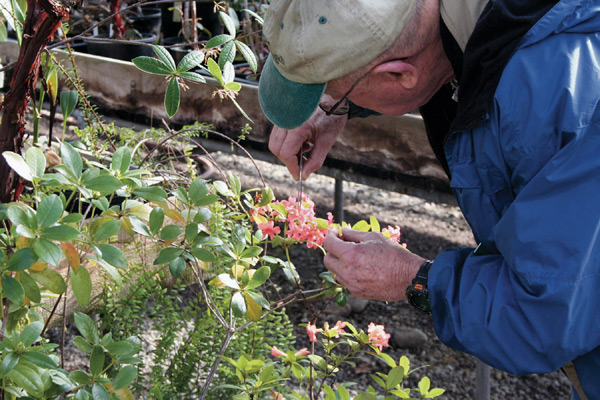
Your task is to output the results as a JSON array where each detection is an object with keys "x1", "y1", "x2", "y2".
[{"x1": 258, "y1": 1, "x2": 600, "y2": 399}]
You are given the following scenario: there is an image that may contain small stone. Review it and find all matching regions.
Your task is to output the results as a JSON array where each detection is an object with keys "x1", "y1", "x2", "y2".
[{"x1": 392, "y1": 327, "x2": 428, "y2": 349}]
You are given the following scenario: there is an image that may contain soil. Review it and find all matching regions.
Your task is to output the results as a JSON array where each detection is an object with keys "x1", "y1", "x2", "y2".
[{"x1": 207, "y1": 151, "x2": 573, "y2": 400}]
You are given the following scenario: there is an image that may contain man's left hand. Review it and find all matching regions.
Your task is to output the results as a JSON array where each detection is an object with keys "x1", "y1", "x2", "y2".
[{"x1": 323, "y1": 228, "x2": 425, "y2": 301}]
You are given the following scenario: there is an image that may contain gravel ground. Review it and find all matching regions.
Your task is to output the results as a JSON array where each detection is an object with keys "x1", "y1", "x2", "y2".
[{"x1": 208, "y1": 150, "x2": 573, "y2": 400}]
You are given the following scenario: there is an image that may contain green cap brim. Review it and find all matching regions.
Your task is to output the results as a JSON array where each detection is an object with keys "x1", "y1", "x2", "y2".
[{"x1": 259, "y1": 54, "x2": 326, "y2": 130}]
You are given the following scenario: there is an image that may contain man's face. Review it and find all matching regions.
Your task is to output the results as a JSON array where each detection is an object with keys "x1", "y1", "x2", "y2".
[{"x1": 324, "y1": 29, "x2": 454, "y2": 116}]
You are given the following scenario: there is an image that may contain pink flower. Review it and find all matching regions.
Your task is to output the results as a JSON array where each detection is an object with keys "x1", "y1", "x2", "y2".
[
  {"x1": 295, "y1": 348, "x2": 310, "y2": 357},
  {"x1": 382, "y1": 225, "x2": 402, "y2": 243},
  {"x1": 332, "y1": 321, "x2": 346, "y2": 336},
  {"x1": 367, "y1": 323, "x2": 390, "y2": 351},
  {"x1": 258, "y1": 220, "x2": 281, "y2": 240},
  {"x1": 306, "y1": 322, "x2": 322, "y2": 343},
  {"x1": 271, "y1": 346, "x2": 287, "y2": 358}
]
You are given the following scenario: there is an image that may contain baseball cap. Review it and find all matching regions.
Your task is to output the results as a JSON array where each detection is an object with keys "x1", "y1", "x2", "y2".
[{"x1": 258, "y1": 0, "x2": 417, "y2": 130}]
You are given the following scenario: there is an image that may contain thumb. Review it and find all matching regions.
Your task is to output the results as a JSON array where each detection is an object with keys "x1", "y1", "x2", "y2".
[{"x1": 340, "y1": 228, "x2": 377, "y2": 243}]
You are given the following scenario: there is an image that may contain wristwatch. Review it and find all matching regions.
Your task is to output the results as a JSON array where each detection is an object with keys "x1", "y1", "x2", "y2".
[{"x1": 406, "y1": 260, "x2": 433, "y2": 314}]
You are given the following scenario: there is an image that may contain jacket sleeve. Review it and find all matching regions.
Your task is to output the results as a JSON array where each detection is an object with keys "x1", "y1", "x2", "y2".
[{"x1": 428, "y1": 21, "x2": 600, "y2": 375}]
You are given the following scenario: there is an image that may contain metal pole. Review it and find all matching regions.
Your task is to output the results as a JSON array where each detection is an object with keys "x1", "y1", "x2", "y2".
[
  {"x1": 475, "y1": 359, "x2": 491, "y2": 400},
  {"x1": 334, "y1": 178, "x2": 344, "y2": 223}
]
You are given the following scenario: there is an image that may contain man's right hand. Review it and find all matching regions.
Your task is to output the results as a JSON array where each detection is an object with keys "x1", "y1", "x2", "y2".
[{"x1": 268, "y1": 104, "x2": 348, "y2": 181}]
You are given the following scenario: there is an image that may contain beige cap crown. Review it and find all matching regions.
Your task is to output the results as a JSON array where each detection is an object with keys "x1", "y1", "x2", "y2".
[{"x1": 263, "y1": 0, "x2": 417, "y2": 84}]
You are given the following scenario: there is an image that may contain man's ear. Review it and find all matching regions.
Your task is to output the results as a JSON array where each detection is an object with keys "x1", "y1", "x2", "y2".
[{"x1": 372, "y1": 59, "x2": 418, "y2": 89}]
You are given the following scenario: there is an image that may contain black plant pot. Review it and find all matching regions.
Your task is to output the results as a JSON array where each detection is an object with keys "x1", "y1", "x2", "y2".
[
  {"x1": 129, "y1": 7, "x2": 162, "y2": 38},
  {"x1": 84, "y1": 33, "x2": 157, "y2": 62}
]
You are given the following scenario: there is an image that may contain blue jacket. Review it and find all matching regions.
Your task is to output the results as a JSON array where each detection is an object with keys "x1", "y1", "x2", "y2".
[{"x1": 428, "y1": 1, "x2": 600, "y2": 398}]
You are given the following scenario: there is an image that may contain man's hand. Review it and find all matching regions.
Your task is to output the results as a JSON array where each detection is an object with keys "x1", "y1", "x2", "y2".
[
  {"x1": 323, "y1": 228, "x2": 425, "y2": 302},
  {"x1": 268, "y1": 104, "x2": 348, "y2": 181}
]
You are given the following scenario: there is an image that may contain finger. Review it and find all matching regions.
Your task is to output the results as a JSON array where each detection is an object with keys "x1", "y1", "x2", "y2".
[
  {"x1": 302, "y1": 143, "x2": 329, "y2": 180},
  {"x1": 268, "y1": 126, "x2": 287, "y2": 157},
  {"x1": 340, "y1": 227, "x2": 379, "y2": 243},
  {"x1": 323, "y1": 230, "x2": 354, "y2": 258}
]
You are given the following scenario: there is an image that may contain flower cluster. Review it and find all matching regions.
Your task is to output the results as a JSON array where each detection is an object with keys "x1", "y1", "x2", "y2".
[
  {"x1": 254, "y1": 193, "x2": 334, "y2": 249},
  {"x1": 367, "y1": 322, "x2": 391, "y2": 351},
  {"x1": 252, "y1": 193, "x2": 405, "y2": 249},
  {"x1": 299, "y1": 320, "x2": 390, "y2": 351}
]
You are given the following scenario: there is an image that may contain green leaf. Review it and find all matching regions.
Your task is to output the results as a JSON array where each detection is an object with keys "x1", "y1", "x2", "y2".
[
  {"x1": 1, "y1": 274, "x2": 24, "y2": 305},
  {"x1": 93, "y1": 219, "x2": 121, "y2": 242},
  {"x1": 352, "y1": 220, "x2": 370, "y2": 231},
  {"x1": 3, "y1": 151, "x2": 33, "y2": 181},
  {"x1": 338, "y1": 385, "x2": 350, "y2": 400},
  {"x1": 218, "y1": 41, "x2": 236, "y2": 70},
  {"x1": 207, "y1": 58, "x2": 224, "y2": 85},
  {"x1": 90, "y1": 345, "x2": 105, "y2": 376},
  {"x1": 240, "y1": 246, "x2": 262, "y2": 259},
  {"x1": 74, "y1": 312, "x2": 100, "y2": 344},
  {"x1": 205, "y1": 34, "x2": 233, "y2": 49},
  {"x1": 94, "y1": 243, "x2": 128, "y2": 269},
  {"x1": 60, "y1": 90, "x2": 79, "y2": 119},
  {"x1": 133, "y1": 187, "x2": 167, "y2": 202},
  {"x1": 1, "y1": 352, "x2": 18, "y2": 378},
  {"x1": 6, "y1": 248, "x2": 38, "y2": 271},
  {"x1": 21, "y1": 351, "x2": 58, "y2": 369},
  {"x1": 29, "y1": 268, "x2": 66, "y2": 294},
  {"x1": 217, "y1": 273, "x2": 239, "y2": 289},
  {"x1": 105, "y1": 341, "x2": 134, "y2": 355},
  {"x1": 85, "y1": 175, "x2": 123, "y2": 193},
  {"x1": 177, "y1": 50, "x2": 204, "y2": 73},
  {"x1": 225, "y1": 81, "x2": 242, "y2": 92},
  {"x1": 194, "y1": 208, "x2": 212, "y2": 223},
  {"x1": 258, "y1": 187, "x2": 274, "y2": 207},
  {"x1": 245, "y1": 266, "x2": 270, "y2": 290},
  {"x1": 41, "y1": 224, "x2": 81, "y2": 241},
  {"x1": 195, "y1": 193, "x2": 220, "y2": 207},
  {"x1": 235, "y1": 40, "x2": 258, "y2": 73},
  {"x1": 369, "y1": 216, "x2": 381, "y2": 232},
  {"x1": 71, "y1": 266, "x2": 92, "y2": 308},
  {"x1": 223, "y1": 61, "x2": 235, "y2": 84},
  {"x1": 153, "y1": 44, "x2": 177, "y2": 71},
  {"x1": 169, "y1": 257, "x2": 186, "y2": 278},
  {"x1": 189, "y1": 179, "x2": 209, "y2": 203},
  {"x1": 0, "y1": 24, "x2": 7, "y2": 42},
  {"x1": 20, "y1": 321, "x2": 43, "y2": 347},
  {"x1": 72, "y1": 336, "x2": 93, "y2": 354},
  {"x1": 219, "y1": 11, "x2": 236, "y2": 36},
  {"x1": 418, "y1": 376, "x2": 431, "y2": 394},
  {"x1": 18, "y1": 271, "x2": 41, "y2": 303},
  {"x1": 307, "y1": 355, "x2": 327, "y2": 371},
  {"x1": 60, "y1": 142, "x2": 83, "y2": 179},
  {"x1": 155, "y1": 247, "x2": 183, "y2": 265},
  {"x1": 70, "y1": 370, "x2": 92, "y2": 386},
  {"x1": 7, "y1": 363, "x2": 44, "y2": 398},
  {"x1": 160, "y1": 224, "x2": 184, "y2": 241},
  {"x1": 231, "y1": 225, "x2": 247, "y2": 256},
  {"x1": 426, "y1": 388, "x2": 446, "y2": 398},
  {"x1": 165, "y1": 77, "x2": 181, "y2": 118},
  {"x1": 7, "y1": 205, "x2": 33, "y2": 228},
  {"x1": 111, "y1": 147, "x2": 131, "y2": 174},
  {"x1": 387, "y1": 365, "x2": 406, "y2": 389},
  {"x1": 149, "y1": 207, "x2": 164, "y2": 235},
  {"x1": 190, "y1": 247, "x2": 216, "y2": 262},
  {"x1": 113, "y1": 365, "x2": 137, "y2": 390},
  {"x1": 228, "y1": 174, "x2": 241, "y2": 195},
  {"x1": 246, "y1": 290, "x2": 270, "y2": 310},
  {"x1": 231, "y1": 291, "x2": 246, "y2": 317},
  {"x1": 92, "y1": 383, "x2": 110, "y2": 400},
  {"x1": 179, "y1": 71, "x2": 206, "y2": 84},
  {"x1": 34, "y1": 238, "x2": 63, "y2": 266},
  {"x1": 24, "y1": 147, "x2": 46, "y2": 179},
  {"x1": 132, "y1": 55, "x2": 173, "y2": 75}
]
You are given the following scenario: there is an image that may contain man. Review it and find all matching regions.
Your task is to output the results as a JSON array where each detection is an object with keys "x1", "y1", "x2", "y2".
[{"x1": 257, "y1": 1, "x2": 600, "y2": 399}]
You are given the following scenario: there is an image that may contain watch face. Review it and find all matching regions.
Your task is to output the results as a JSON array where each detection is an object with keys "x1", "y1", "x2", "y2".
[{"x1": 408, "y1": 290, "x2": 431, "y2": 314}]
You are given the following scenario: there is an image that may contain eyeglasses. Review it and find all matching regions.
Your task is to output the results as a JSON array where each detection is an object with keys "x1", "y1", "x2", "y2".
[{"x1": 318, "y1": 71, "x2": 369, "y2": 116}]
